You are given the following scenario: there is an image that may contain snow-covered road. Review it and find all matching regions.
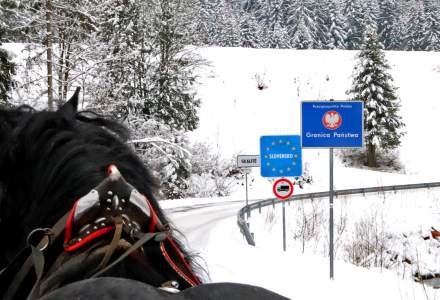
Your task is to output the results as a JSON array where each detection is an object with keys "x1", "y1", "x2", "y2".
[{"x1": 165, "y1": 201, "x2": 246, "y2": 252}]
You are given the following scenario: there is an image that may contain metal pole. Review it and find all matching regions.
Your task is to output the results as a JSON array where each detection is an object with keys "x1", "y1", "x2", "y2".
[
  {"x1": 282, "y1": 201, "x2": 286, "y2": 251},
  {"x1": 330, "y1": 148, "x2": 334, "y2": 279},
  {"x1": 245, "y1": 172, "x2": 249, "y2": 218}
]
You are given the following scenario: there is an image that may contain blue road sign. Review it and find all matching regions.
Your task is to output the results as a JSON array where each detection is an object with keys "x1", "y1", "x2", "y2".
[
  {"x1": 301, "y1": 101, "x2": 363, "y2": 148},
  {"x1": 260, "y1": 135, "x2": 302, "y2": 178}
]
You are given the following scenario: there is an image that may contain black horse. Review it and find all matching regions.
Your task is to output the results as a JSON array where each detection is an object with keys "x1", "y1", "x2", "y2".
[{"x1": 0, "y1": 89, "x2": 289, "y2": 299}]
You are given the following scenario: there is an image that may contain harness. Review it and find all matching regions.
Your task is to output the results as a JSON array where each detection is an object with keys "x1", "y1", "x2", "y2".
[{"x1": 0, "y1": 165, "x2": 201, "y2": 300}]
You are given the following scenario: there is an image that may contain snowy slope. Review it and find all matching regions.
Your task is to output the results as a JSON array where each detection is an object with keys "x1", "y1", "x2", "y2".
[
  {"x1": 4, "y1": 43, "x2": 440, "y2": 299},
  {"x1": 190, "y1": 47, "x2": 440, "y2": 198},
  {"x1": 177, "y1": 47, "x2": 440, "y2": 299}
]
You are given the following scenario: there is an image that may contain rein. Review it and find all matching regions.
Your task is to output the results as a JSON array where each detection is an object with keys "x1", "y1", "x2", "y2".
[{"x1": 0, "y1": 165, "x2": 201, "y2": 300}]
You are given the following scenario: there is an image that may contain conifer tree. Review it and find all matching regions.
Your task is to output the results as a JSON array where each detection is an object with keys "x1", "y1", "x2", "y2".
[
  {"x1": 378, "y1": 0, "x2": 399, "y2": 49},
  {"x1": 314, "y1": 1, "x2": 331, "y2": 49},
  {"x1": 286, "y1": 0, "x2": 319, "y2": 49},
  {"x1": 147, "y1": 0, "x2": 200, "y2": 131},
  {"x1": 344, "y1": 0, "x2": 366, "y2": 50},
  {"x1": 89, "y1": 0, "x2": 147, "y2": 115},
  {"x1": 325, "y1": 0, "x2": 347, "y2": 49},
  {"x1": 254, "y1": 0, "x2": 289, "y2": 48},
  {"x1": 239, "y1": 13, "x2": 261, "y2": 48},
  {"x1": 422, "y1": 0, "x2": 440, "y2": 51},
  {"x1": 193, "y1": 0, "x2": 220, "y2": 46},
  {"x1": 402, "y1": 0, "x2": 425, "y2": 50},
  {"x1": 347, "y1": 28, "x2": 404, "y2": 167}
]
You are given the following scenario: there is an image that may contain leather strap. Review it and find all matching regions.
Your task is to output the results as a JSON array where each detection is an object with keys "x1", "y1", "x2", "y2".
[
  {"x1": 96, "y1": 219, "x2": 123, "y2": 271},
  {"x1": 90, "y1": 231, "x2": 160, "y2": 278},
  {"x1": 26, "y1": 246, "x2": 45, "y2": 300},
  {"x1": 3, "y1": 211, "x2": 70, "y2": 300}
]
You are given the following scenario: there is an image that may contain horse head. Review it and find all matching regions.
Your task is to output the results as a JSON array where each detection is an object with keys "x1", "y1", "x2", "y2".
[{"x1": 0, "y1": 89, "x2": 202, "y2": 299}]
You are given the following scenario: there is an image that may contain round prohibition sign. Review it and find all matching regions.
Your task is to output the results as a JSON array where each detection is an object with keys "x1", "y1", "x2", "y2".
[{"x1": 273, "y1": 178, "x2": 294, "y2": 200}]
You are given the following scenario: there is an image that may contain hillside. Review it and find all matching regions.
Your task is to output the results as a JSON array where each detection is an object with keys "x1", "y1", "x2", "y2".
[{"x1": 189, "y1": 47, "x2": 440, "y2": 197}]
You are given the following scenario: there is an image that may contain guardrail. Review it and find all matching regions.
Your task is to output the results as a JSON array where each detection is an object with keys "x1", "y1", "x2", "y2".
[{"x1": 237, "y1": 182, "x2": 440, "y2": 246}]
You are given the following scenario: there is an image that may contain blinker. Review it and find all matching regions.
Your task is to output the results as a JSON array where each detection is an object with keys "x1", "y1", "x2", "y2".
[{"x1": 63, "y1": 165, "x2": 158, "y2": 252}]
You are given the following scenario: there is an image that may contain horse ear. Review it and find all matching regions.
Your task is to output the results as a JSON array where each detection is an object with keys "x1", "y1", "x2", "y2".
[{"x1": 59, "y1": 87, "x2": 80, "y2": 115}]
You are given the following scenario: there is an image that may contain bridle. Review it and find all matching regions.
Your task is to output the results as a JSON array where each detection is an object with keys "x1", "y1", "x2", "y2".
[{"x1": 0, "y1": 165, "x2": 201, "y2": 300}]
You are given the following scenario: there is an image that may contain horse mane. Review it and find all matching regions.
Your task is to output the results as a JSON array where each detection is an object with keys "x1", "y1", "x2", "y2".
[{"x1": 0, "y1": 101, "x2": 204, "y2": 282}]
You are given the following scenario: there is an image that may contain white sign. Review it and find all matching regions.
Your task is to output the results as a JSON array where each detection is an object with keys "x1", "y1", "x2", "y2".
[
  {"x1": 237, "y1": 155, "x2": 260, "y2": 168},
  {"x1": 273, "y1": 178, "x2": 294, "y2": 200}
]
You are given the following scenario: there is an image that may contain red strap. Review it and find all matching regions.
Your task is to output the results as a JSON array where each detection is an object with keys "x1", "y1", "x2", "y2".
[
  {"x1": 160, "y1": 241, "x2": 197, "y2": 287},
  {"x1": 64, "y1": 199, "x2": 79, "y2": 245},
  {"x1": 167, "y1": 237, "x2": 202, "y2": 285},
  {"x1": 64, "y1": 226, "x2": 114, "y2": 252},
  {"x1": 146, "y1": 199, "x2": 157, "y2": 233},
  {"x1": 160, "y1": 237, "x2": 201, "y2": 286}
]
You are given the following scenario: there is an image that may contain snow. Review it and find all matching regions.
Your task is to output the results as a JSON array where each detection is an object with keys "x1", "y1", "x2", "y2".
[
  {"x1": 190, "y1": 47, "x2": 440, "y2": 192},
  {"x1": 4, "y1": 43, "x2": 440, "y2": 299},
  {"x1": 167, "y1": 47, "x2": 440, "y2": 299}
]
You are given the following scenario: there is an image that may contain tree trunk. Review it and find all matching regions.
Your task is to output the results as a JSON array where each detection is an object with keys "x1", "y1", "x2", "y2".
[
  {"x1": 46, "y1": 0, "x2": 54, "y2": 110},
  {"x1": 58, "y1": 38, "x2": 65, "y2": 105},
  {"x1": 367, "y1": 143, "x2": 377, "y2": 168},
  {"x1": 62, "y1": 43, "x2": 71, "y2": 101}
]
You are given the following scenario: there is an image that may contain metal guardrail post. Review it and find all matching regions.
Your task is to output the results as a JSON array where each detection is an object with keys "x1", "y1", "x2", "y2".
[{"x1": 237, "y1": 213, "x2": 256, "y2": 246}]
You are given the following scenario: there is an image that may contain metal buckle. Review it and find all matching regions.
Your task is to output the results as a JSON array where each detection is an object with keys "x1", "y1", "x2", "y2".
[{"x1": 27, "y1": 228, "x2": 53, "y2": 251}]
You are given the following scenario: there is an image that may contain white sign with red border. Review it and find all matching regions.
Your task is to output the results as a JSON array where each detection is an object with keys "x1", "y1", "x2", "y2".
[{"x1": 273, "y1": 178, "x2": 294, "y2": 200}]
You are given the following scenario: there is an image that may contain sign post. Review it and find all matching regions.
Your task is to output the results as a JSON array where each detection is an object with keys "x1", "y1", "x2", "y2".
[
  {"x1": 237, "y1": 155, "x2": 260, "y2": 217},
  {"x1": 260, "y1": 135, "x2": 302, "y2": 251},
  {"x1": 329, "y1": 147, "x2": 334, "y2": 278},
  {"x1": 273, "y1": 178, "x2": 294, "y2": 251},
  {"x1": 301, "y1": 101, "x2": 363, "y2": 280}
]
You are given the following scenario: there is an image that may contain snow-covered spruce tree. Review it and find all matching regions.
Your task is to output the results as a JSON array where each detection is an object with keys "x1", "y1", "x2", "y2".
[
  {"x1": 253, "y1": 0, "x2": 291, "y2": 48},
  {"x1": 0, "y1": 9, "x2": 15, "y2": 105},
  {"x1": 192, "y1": 0, "x2": 218, "y2": 46},
  {"x1": 314, "y1": 1, "x2": 331, "y2": 49},
  {"x1": 89, "y1": 0, "x2": 202, "y2": 198},
  {"x1": 217, "y1": 1, "x2": 242, "y2": 47},
  {"x1": 422, "y1": 0, "x2": 440, "y2": 51},
  {"x1": 378, "y1": 0, "x2": 400, "y2": 50},
  {"x1": 239, "y1": 12, "x2": 262, "y2": 48},
  {"x1": 0, "y1": 0, "x2": 24, "y2": 41},
  {"x1": 286, "y1": 0, "x2": 319, "y2": 49},
  {"x1": 362, "y1": 0, "x2": 380, "y2": 29},
  {"x1": 89, "y1": 0, "x2": 154, "y2": 116},
  {"x1": 322, "y1": 0, "x2": 347, "y2": 49},
  {"x1": 343, "y1": 0, "x2": 367, "y2": 50},
  {"x1": 402, "y1": 0, "x2": 425, "y2": 51},
  {"x1": 347, "y1": 28, "x2": 404, "y2": 168},
  {"x1": 146, "y1": 0, "x2": 200, "y2": 132}
]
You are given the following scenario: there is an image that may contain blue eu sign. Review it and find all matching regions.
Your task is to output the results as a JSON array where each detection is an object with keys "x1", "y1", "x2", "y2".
[
  {"x1": 260, "y1": 135, "x2": 302, "y2": 178},
  {"x1": 301, "y1": 101, "x2": 363, "y2": 148}
]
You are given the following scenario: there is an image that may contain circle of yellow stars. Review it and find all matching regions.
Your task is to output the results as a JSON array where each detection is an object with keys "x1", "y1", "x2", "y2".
[{"x1": 263, "y1": 138, "x2": 300, "y2": 174}]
